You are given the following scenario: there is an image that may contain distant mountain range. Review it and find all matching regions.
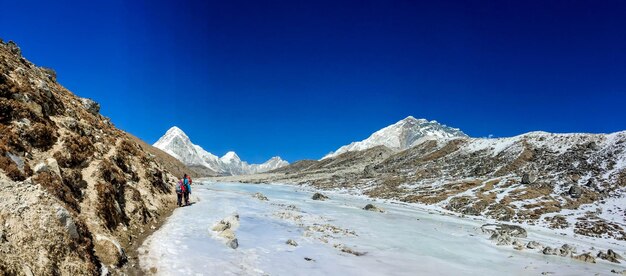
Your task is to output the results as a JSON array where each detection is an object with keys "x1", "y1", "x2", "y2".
[{"x1": 153, "y1": 127, "x2": 288, "y2": 176}]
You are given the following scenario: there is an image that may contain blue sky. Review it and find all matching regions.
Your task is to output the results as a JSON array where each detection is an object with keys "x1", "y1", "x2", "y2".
[{"x1": 2, "y1": 0, "x2": 625, "y2": 163}]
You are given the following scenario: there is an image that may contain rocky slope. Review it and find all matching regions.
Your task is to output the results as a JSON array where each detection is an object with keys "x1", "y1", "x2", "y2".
[
  {"x1": 218, "y1": 120, "x2": 626, "y2": 242},
  {"x1": 154, "y1": 126, "x2": 288, "y2": 175},
  {"x1": 0, "y1": 40, "x2": 185, "y2": 274}
]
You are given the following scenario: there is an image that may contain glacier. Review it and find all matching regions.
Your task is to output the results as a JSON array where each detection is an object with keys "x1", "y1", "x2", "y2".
[{"x1": 139, "y1": 181, "x2": 626, "y2": 275}]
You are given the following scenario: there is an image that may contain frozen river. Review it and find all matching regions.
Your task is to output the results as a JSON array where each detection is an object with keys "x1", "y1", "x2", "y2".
[{"x1": 139, "y1": 181, "x2": 625, "y2": 275}]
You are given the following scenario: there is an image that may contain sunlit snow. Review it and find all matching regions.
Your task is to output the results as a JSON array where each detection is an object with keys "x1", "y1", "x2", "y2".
[{"x1": 140, "y1": 182, "x2": 625, "y2": 275}]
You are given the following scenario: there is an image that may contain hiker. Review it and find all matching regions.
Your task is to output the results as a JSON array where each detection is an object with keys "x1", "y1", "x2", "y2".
[
  {"x1": 175, "y1": 178, "x2": 185, "y2": 207},
  {"x1": 183, "y1": 174, "x2": 191, "y2": 205}
]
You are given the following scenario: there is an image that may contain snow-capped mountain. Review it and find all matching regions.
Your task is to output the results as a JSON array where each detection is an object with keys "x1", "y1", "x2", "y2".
[
  {"x1": 153, "y1": 127, "x2": 288, "y2": 175},
  {"x1": 323, "y1": 116, "x2": 467, "y2": 159}
]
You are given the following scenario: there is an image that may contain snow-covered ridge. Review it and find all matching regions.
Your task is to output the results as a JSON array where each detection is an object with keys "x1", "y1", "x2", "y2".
[
  {"x1": 153, "y1": 126, "x2": 288, "y2": 175},
  {"x1": 323, "y1": 116, "x2": 467, "y2": 159}
]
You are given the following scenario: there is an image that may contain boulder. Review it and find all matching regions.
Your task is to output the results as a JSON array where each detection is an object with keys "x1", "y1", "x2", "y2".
[
  {"x1": 312, "y1": 193, "x2": 329, "y2": 201},
  {"x1": 568, "y1": 185, "x2": 582, "y2": 198},
  {"x1": 363, "y1": 204, "x2": 384, "y2": 213},
  {"x1": 80, "y1": 98, "x2": 100, "y2": 115},
  {"x1": 253, "y1": 192, "x2": 268, "y2": 201},
  {"x1": 286, "y1": 239, "x2": 298, "y2": 247},
  {"x1": 212, "y1": 214, "x2": 240, "y2": 250},
  {"x1": 481, "y1": 224, "x2": 527, "y2": 238},
  {"x1": 543, "y1": 247, "x2": 558, "y2": 255},
  {"x1": 490, "y1": 232, "x2": 513, "y2": 246},
  {"x1": 33, "y1": 158, "x2": 61, "y2": 176},
  {"x1": 598, "y1": 249, "x2": 623, "y2": 263},
  {"x1": 526, "y1": 241, "x2": 543, "y2": 250},
  {"x1": 227, "y1": 238, "x2": 239, "y2": 249},
  {"x1": 572, "y1": 252, "x2": 596, "y2": 263},
  {"x1": 512, "y1": 240, "x2": 524, "y2": 250},
  {"x1": 55, "y1": 206, "x2": 79, "y2": 239},
  {"x1": 94, "y1": 235, "x2": 127, "y2": 267}
]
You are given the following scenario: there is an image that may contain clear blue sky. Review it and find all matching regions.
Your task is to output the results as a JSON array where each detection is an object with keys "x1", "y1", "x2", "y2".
[{"x1": 2, "y1": 0, "x2": 625, "y2": 163}]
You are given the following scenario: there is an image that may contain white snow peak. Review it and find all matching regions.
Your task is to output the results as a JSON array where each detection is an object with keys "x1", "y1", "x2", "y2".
[
  {"x1": 153, "y1": 127, "x2": 288, "y2": 175},
  {"x1": 323, "y1": 116, "x2": 467, "y2": 159}
]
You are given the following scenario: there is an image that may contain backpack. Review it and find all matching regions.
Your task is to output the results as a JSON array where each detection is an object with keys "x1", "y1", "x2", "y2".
[{"x1": 176, "y1": 180, "x2": 184, "y2": 193}]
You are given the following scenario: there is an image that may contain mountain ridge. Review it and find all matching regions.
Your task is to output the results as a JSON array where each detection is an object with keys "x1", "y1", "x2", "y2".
[
  {"x1": 323, "y1": 116, "x2": 468, "y2": 159},
  {"x1": 153, "y1": 126, "x2": 288, "y2": 176}
]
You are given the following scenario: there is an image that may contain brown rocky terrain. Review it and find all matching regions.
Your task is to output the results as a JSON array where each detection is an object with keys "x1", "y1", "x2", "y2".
[
  {"x1": 0, "y1": 40, "x2": 190, "y2": 274},
  {"x1": 216, "y1": 131, "x2": 626, "y2": 241}
]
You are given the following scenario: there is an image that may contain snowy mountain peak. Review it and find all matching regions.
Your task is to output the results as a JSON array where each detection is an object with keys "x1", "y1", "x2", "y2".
[
  {"x1": 323, "y1": 117, "x2": 468, "y2": 159},
  {"x1": 153, "y1": 127, "x2": 288, "y2": 175},
  {"x1": 220, "y1": 151, "x2": 241, "y2": 163},
  {"x1": 165, "y1": 126, "x2": 186, "y2": 136}
]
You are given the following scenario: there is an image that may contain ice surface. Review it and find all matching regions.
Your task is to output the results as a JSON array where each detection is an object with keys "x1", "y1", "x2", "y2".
[{"x1": 140, "y1": 182, "x2": 626, "y2": 275}]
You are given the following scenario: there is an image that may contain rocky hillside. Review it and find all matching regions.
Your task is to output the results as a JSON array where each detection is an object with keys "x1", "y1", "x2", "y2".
[
  {"x1": 0, "y1": 40, "x2": 186, "y2": 274},
  {"x1": 220, "y1": 123, "x2": 626, "y2": 242}
]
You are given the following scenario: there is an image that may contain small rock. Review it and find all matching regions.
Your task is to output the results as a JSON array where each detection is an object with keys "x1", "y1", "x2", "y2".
[
  {"x1": 286, "y1": 239, "x2": 298, "y2": 247},
  {"x1": 22, "y1": 264, "x2": 34, "y2": 276},
  {"x1": 572, "y1": 252, "x2": 596, "y2": 263},
  {"x1": 611, "y1": 269, "x2": 626, "y2": 275},
  {"x1": 304, "y1": 257, "x2": 315, "y2": 262},
  {"x1": 227, "y1": 238, "x2": 238, "y2": 249},
  {"x1": 513, "y1": 240, "x2": 524, "y2": 250},
  {"x1": 561, "y1": 244, "x2": 577, "y2": 255},
  {"x1": 312, "y1": 193, "x2": 329, "y2": 201},
  {"x1": 526, "y1": 241, "x2": 543, "y2": 249},
  {"x1": 568, "y1": 185, "x2": 583, "y2": 198},
  {"x1": 363, "y1": 204, "x2": 384, "y2": 213},
  {"x1": 55, "y1": 206, "x2": 79, "y2": 239},
  {"x1": 481, "y1": 224, "x2": 527, "y2": 238},
  {"x1": 253, "y1": 192, "x2": 269, "y2": 201},
  {"x1": 543, "y1": 247, "x2": 558, "y2": 255},
  {"x1": 33, "y1": 158, "x2": 61, "y2": 177},
  {"x1": 598, "y1": 249, "x2": 623, "y2": 263}
]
